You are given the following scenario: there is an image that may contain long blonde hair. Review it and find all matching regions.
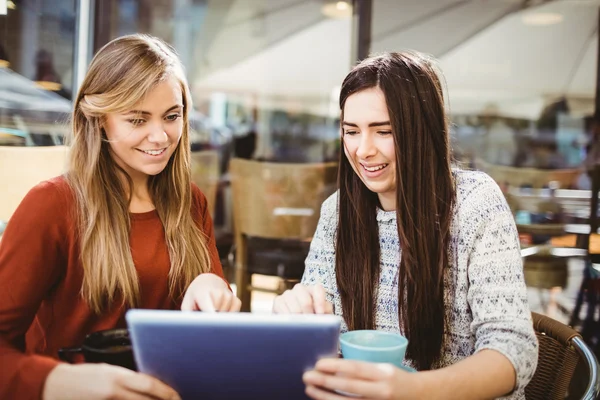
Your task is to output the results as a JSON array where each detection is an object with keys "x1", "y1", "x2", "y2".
[{"x1": 66, "y1": 34, "x2": 212, "y2": 313}]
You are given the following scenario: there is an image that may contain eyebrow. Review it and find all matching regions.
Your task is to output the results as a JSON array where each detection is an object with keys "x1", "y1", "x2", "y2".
[
  {"x1": 342, "y1": 121, "x2": 391, "y2": 128},
  {"x1": 124, "y1": 105, "x2": 183, "y2": 116}
]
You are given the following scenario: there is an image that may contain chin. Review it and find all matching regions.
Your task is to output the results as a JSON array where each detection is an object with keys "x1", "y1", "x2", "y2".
[
  {"x1": 364, "y1": 184, "x2": 386, "y2": 193},
  {"x1": 142, "y1": 165, "x2": 169, "y2": 176}
]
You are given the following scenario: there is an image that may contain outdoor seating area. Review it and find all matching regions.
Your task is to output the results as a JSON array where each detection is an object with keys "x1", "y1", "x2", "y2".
[{"x1": 3, "y1": 0, "x2": 600, "y2": 398}]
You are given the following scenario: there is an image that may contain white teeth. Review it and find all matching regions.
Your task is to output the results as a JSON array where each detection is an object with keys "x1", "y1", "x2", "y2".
[
  {"x1": 140, "y1": 148, "x2": 165, "y2": 156},
  {"x1": 364, "y1": 164, "x2": 388, "y2": 172}
]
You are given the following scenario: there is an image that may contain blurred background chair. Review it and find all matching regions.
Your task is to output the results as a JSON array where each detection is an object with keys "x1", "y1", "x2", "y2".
[
  {"x1": 229, "y1": 158, "x2": 338, "y2": 312},
  {"x1": 0, "y1": 145, "x2": 69, "y2": 224},
  {"x1": 190, "y1": 149, "x2": 219, "y2": 219},
  {"x1": 525, "y1": 312, "x2": 600, "y2": 400},
  {"x1": 475, "y1": 159, "x2": 580, "y2": 190}
]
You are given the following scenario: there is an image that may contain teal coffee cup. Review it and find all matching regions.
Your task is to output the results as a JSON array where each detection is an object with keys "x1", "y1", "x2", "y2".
[{"x1": 340, "y1": 330, "x2": 409, "y2": 368}]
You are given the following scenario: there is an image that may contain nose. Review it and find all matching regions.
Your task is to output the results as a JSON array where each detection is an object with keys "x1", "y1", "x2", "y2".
[
  {"x1": 147, "y1": 121, "x2": 168, "y2": 144},
  {"x1": 355, "y1": 132, "x2": 377, "y2": 159}
]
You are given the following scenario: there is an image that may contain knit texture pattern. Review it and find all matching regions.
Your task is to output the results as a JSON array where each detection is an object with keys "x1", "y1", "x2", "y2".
[{"x1": 302, "y1": 169, "x2": 538, "y2": 399}]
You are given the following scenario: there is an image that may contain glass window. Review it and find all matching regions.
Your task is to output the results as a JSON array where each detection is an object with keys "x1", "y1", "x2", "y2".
[
  {"x1": 0, "y1": 0, "x2": 76, "y2": 146},
  {"x1": 372, "y1": 0, "x2": 596, "y2": 187},
  {"x1": 95, "y1": 0, "x2": 350, "y2": 163}
]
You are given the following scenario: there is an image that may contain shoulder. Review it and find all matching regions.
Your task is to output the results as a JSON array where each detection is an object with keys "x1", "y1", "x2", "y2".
[
  {"x1": 7, "y1": 175, "x2": 74, "y2": 239},
  {"x1": 191, "y1": 183, "x2": 208, "y2": 204},
  {"x1": 309, "y1": 191, "x2": 339, "y2": 238},
  {"x1": 453, "y1": 168, "x2": 501, "y2": 198},
  {"x1": 21, "y1": 175, "x2": 73, "y2": 211},
  {"x1": 320, "y1": 191, "x2": 339, "y2": 219},
  {"x1": 451, "y1": 170, "x2": 517, "y2": 252},
  {"x1": 453, "y1": 168, "x2": 508, "y2": 216}
]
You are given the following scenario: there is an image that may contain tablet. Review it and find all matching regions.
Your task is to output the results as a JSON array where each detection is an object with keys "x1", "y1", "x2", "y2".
[{"x1": 126, "y1": 310, "x2": 341, "y2": 399}]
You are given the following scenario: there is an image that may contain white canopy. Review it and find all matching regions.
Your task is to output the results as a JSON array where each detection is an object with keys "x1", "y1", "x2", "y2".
[{"x1": 193, "y1": 0, "x2": 599, "y2": 120}]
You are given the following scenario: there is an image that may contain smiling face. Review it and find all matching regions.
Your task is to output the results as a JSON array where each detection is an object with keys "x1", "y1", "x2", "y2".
[
  {"x1": 342, "y1": 87, "x2": 397, "y2": 211},
  {"x1": 103, "y1": 76, "x2": 184, "y2": 185}
]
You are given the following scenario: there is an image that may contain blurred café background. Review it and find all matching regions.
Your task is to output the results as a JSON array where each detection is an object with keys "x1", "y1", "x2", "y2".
[{"x1": 2, "y1": 0, "x2": 600, "y2": 354}]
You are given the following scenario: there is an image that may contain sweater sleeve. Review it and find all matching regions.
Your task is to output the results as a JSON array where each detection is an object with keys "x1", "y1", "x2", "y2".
[
  {"x1": 301, "y1": 192, "x2": 338, "y2": 306},
  {"x1": 0, "y1": 180, "x2": 67, "y2": 400},
  {"x1": 191, "y1": 185, "x2": 227, "y2": 286},
  {"x1": 465, "y1": 176, "x2": 538, "y2": 394}
]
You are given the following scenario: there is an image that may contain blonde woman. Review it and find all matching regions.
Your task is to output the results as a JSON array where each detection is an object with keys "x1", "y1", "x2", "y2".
[{"x1": 0, "y1": 34, "x2": 239, "y2": 400}]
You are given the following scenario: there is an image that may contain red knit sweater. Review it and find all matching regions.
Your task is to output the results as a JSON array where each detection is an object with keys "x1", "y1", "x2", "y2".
[{"x1": 0, "y1": 177, "x2": 225, "y2": 399}]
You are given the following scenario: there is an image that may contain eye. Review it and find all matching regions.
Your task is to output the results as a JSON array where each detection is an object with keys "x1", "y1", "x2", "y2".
[
  {"x1": 128, "y1": 119, "x2": 145, "y2": 126},
  {"x1": 344, "y1": 130, "x2": 358, "y2": 136},
  {"x1": 377, "y1": 130, "x2": 392, "y2": 136},
  {"x1": 165, "y1": 113, "x2": 181, "y2": 122}
]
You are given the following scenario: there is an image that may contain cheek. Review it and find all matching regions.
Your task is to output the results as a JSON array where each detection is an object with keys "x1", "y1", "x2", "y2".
[
  {"x1": 342, "y1": 137, "x2": 359, "y2": 157},
  {"x1": 106, "y1": 141, "x2": 129, "y2": 163},
  {"x1": 103, "y1": 119, "x2": 119, "y2": 141},
  {"x1": 343, "y1": 141, "x2": 361, "y2": 174},
  {"x1": 167, "y1": 122, "x2": 184, "y2": 141},
  {"x1": 381, "y1": 139, "x2": 396, "y2": 161},
  {"x1": 105, "y1": 120, "x2": 135, "y2": 143},
  {"x1": 343, "y1": 144, "x2": 354, "y2": 165},
  {"x1": 343, "y1": 146, "x2": 351, "y2": 160}
]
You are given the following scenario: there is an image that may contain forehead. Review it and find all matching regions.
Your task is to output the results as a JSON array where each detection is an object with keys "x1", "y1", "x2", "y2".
[
  {"x1": 343, "y1": 87, "x2": 389, "y2": 122},
  {"x1": 133, "y1": 76, "x2": 183, "y2": 111}
]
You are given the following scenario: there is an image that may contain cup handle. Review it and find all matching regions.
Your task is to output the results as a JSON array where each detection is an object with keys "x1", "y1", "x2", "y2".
[{"x1": 58, "y1": 347, "x2": 82, "y2": 363}]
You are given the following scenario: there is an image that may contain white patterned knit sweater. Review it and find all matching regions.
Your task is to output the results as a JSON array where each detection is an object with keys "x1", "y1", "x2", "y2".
[{"x1": 301, "y1": 169, "x2": 538, "y2": 400}]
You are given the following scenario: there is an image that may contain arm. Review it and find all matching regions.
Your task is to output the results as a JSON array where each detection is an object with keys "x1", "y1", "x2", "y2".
[
  {"x1": 193, "y1": 185, "x2": 226, "y2": 282},
  {"x1": 181, "y1": 185, "x2": 240, "y2": 312},
  {"x1": 303, "y1": 351, "x2": 514, "y2": 400},
  {"x1": 303, "y1": 179, "x2": 537, "y2": 400},
  {"x1": 274, "y1": 193, "x2": 338, "y2": 314},
  {"x1": 414, "y1": 350, "x2": 515, "y2": 399},
  {"x1": 420, "y1": 178, "x2": 537, "y2": 399},
  {"x1": 0, "y1": 181, "x2": 66, "y2": 399},
  {"x1": 300, "y1": 192, "x2": 338, "y2": 303},
  {"x1": 0, "y1": 180, "x2": 187, "y2": 400}
]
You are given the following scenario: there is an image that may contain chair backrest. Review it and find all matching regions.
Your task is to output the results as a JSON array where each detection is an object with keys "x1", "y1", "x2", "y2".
[
  {"x1": 526, "y1": 312, "x2": 600, "y2": 400},
  {"x1": 190, "y1": 150, "x2": 219, "y2": 218},
  {"x1": 229, "y1": 158, "x2": 338, "y2": 240},
  {"x1": 0, "y1": 145, "x2": 69, "y2": 221}
]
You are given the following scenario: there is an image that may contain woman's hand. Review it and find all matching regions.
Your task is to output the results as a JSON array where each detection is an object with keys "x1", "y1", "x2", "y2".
[
  {"x1": 181, "y1": 273, "x2": 241, "y2": 312},
  {"x1": 43, "y1": 363, "x2": 181, "y2": 400},
  {"x1": 302, "y1": 358, "x2": 424, "y2": 400},
  {"x1": 272, "y1": 284, "x2": 334, "y2": 314}
]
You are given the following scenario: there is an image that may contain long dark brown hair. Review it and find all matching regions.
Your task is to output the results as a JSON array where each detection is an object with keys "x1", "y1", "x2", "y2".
[{"x1": 336, "y1": 51, "x2": 455, "y2": 370}]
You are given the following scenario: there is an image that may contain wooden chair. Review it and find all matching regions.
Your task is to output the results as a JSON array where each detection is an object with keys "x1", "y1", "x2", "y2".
[
  {"x1": 525, "y1": 312, "x2": 600, "y2": 400},
  {"x1": 190, "y1": 150, "x2": 219, "y2": 218},
  {"x1": 229, "y1": 158, "x2": 338, "y2": 311},
  {"x1": 0, "y1": 145, "x2": 69, "y2": 222}
]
